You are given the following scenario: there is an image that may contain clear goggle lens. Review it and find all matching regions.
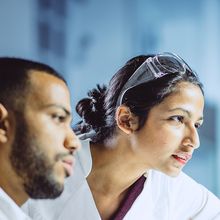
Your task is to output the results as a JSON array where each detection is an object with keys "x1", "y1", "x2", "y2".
[{"x1": 117, "y1": 52, "x2": 195, "y2": 106}]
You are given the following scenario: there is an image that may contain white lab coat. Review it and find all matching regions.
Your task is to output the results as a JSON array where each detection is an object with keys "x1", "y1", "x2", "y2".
[
  {"x1": 0, "y1": 187, "x2": 31, "y2": 220},
  {"x1": 23, "y1": 139, "x2": 220, "y2": 220}
]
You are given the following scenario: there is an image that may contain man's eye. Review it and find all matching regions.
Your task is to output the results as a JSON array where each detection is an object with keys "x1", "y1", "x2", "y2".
[
  {"x1": 195, "y1": 122, "x2": 202, "y2": 129},
  {"x1": 169, "y1": 115, "x2": 184, "y2": 123},
  {"x1": 52, "y1": 114, "x2": 66, "y2": 122}
]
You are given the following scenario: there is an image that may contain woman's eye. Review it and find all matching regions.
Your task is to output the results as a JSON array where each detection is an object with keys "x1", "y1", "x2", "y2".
[{"x1": 169, "y1": 115, "x2": 184, "y2": 123}]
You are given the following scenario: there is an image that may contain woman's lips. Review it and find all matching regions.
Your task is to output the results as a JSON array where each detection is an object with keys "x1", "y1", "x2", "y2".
[{"x1": 172, "y1": 153, "x2": 192, "y2": 165}]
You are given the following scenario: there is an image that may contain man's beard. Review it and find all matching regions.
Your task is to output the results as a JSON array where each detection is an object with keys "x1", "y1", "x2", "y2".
[{"x1": 10, "y1": 114, "x2": 64, "y2": 199}]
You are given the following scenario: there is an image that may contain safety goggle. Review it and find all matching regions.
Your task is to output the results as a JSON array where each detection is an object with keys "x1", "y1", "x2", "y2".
[{"x1": 116, "y1": 52, "x2": 195, "y2": 106}]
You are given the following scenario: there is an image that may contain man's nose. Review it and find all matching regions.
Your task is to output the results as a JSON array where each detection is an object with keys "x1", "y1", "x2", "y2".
[{"x1": 64, "y1": 128, "x2": 81, "y2": 153}]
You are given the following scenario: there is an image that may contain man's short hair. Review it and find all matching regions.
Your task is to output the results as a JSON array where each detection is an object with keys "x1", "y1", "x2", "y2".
[{"x1": 0, "y1": 57, "x2": 66, "y2": 111}]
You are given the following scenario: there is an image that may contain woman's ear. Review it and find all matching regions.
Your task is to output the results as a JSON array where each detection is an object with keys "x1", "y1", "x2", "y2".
[
  {"x1": 0, "y1": 103, "x2": 9, "y2": 143},
  {"x1": 115, "y1": 105, "x2": 139, "y2": 134}
]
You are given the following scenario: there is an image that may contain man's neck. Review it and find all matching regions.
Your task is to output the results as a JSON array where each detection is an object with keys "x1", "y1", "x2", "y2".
[
  {"x1": 1, "y1": 185, "x2": 28, "y2": 206},
  {"x1": 0, "y1": 159, "x2": 28, "y2": 206}
]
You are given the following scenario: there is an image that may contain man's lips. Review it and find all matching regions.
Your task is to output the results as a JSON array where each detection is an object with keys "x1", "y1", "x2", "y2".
[
  {"x1": 62, "y1": 157, "x2": 74, "y2": 176},
  {"x1": 172, "y1": 153, "x2": 192, "y2": 165}
]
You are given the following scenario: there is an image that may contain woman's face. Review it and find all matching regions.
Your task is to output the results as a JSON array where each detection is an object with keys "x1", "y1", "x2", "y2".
[{"x1": 133, "y1": 82, "x2": 204, "y2": 177}]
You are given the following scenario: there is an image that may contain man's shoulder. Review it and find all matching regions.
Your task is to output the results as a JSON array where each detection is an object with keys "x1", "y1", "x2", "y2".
[{"x1": 0, "y1": 188, "x2": 31, "y2": 220}]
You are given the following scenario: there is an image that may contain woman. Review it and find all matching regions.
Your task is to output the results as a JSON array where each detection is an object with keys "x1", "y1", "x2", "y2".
[{"x1": 24, "y1": 53, "x2": 220, "y2": 219}]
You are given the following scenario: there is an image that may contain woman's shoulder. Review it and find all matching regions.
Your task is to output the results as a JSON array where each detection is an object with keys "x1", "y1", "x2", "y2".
[
  {"x1": 149, "y1": 170, "x2": 207, "y2": 196},
  {"x1": 148, "y1": 170, "x2": 220, "y2": 219},
  {"x1": 150, "y1": 169, "x2": 200, "y2": 185}
]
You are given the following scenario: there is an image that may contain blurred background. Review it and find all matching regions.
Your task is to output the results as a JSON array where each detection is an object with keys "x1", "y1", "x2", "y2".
[{"x1": 0, "y1": 0, "x2": 219, "y2": 196}]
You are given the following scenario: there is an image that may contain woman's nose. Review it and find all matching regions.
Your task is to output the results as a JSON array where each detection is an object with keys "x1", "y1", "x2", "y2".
[{"x1": 183, "y1": 125, "x2": 200, "y2": 149}]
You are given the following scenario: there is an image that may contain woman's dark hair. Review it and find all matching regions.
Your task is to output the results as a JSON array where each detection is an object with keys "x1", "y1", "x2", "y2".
[{"x1": 75, "y1": 54, "x2": 203, "y2": 144}]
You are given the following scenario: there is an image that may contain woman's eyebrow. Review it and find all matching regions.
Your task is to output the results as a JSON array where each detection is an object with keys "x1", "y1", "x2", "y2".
[{"x1": 168, "y1": 107, "x2": 204, "y2": 121}]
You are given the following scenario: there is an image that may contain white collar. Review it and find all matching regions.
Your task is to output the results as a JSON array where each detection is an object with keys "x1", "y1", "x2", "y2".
[
  {"x1": 77, "y1": 138, "x2": 92, "y2": 177},
  {"x1": 0, "y1": 187, "x2": 31, "y2": 220}
]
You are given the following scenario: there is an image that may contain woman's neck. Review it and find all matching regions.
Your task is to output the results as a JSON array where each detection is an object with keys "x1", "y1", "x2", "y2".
[
  {"x1": 86, "y1": 138, "x2": 148, "y2": 220},
  {"x1": 87, "y1": 138, "x2": 148, "y2": 196}
]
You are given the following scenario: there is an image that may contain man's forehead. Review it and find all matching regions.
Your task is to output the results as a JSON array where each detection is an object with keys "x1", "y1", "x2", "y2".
[
  {"x1": 27, "y1": 70, "x2": 68, "y2": 93},
  {"x1": 26, "y1": 70, "x2": 71, "y2": 111},
  {"x1": 28, "y1": 70, "x2": 62, "y2": 83}
]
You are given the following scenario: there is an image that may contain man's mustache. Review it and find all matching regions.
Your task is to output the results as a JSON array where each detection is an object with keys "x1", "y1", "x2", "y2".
[{"x1": 54, "y1": 152, "x2": 72, "y2": 162}]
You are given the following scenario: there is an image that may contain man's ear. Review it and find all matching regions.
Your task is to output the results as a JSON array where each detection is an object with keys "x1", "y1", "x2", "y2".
[
  {"x1": 115, "y1": 105, "x2": 139, "y2": 134},
  {"x1": 0, "y1": 103, "x2": 9, "y2": 143}
]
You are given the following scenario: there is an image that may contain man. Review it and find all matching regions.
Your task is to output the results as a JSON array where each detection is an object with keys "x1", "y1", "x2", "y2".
[{"x1": 0, "y1": 57, "x2": 81, "y2": 219}]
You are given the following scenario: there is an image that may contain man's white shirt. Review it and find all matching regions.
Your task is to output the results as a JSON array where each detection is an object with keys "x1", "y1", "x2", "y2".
[{"x1": 0, "y1": 187, "x2": 31, "y2": 220}]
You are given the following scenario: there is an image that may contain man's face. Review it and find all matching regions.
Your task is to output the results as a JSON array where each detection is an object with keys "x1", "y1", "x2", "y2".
[{"x1": 10, "y1": 71, "x2": 80, "y2": 199}]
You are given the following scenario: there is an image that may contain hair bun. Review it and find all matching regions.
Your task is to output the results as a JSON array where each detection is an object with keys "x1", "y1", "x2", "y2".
[{"x1": 76, "y1": 84, "x2": 107, "y2": 132}]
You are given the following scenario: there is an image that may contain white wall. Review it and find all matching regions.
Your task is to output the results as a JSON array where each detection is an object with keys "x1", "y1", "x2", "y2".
[
  {"x1": 0, "y1": 0, "x2": 219, "y2": 195},
  {"x1": 0, "y1": 0, "x2": 37, "y2": 59},
  {"x1": 65, "y1": 0, "x2": 135, "y2": 108}
]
